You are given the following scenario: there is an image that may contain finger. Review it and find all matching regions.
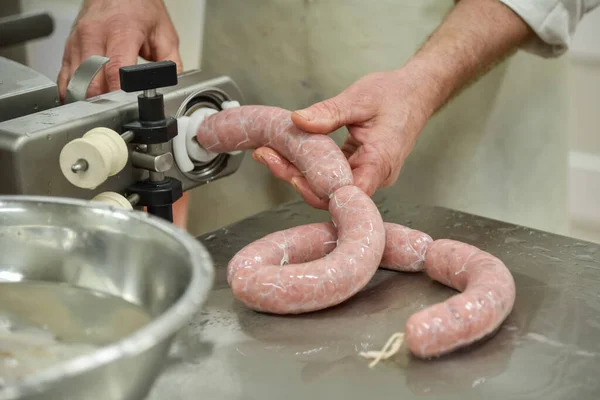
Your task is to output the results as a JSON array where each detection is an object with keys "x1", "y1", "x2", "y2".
[
  {"x1": 58, "y1": 38, "x2": 81, "y2": 103},
  {"x1": 346, "y1": 145, "x2": 388, "y2": 197},
  {"x1": 155, "y1": 45, "x2": 183, "y2": 73},
  {"x1": 291, "y1": 91, "x2": 377, "y2": 134},
  {"x1": 153, "y1": 27, "x2": 183, "y2": 72},
  {"x1": 340, "y1": 135, "x2": 360, "y2": 159},
  {"x1": 351, "y1": 164, "x2": 381, "y2": 197},
  {"x1": 104, "y1": 30, "x2": 145, "y2": 92},
  {"x1": 252, "y1": 148, "x2": 328, "y2": 210},
  {"x1": 57, "y1": 64, "x2": 71, "y2": 104},
  {"x1": 252, "y1": 147, "x2": 302, "y2": 183},
  {"x1": 291, "y1": 176, "x2": 329, "y2": 210}
]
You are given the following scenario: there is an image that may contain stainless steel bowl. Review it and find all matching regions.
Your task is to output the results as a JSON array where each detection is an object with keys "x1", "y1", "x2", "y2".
[{"x1": 0, "y1": 196, "x2": 214, "y2": 400}]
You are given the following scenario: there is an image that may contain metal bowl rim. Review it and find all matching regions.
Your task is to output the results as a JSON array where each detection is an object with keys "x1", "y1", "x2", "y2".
[{"x1": 0, "y1": 195, "x2": 215, "y2": 399}]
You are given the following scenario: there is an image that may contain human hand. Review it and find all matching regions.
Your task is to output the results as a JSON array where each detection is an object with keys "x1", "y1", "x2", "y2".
[
  {"x1": 252, "y1": 69, "x2": 433, "y2": 208},
  {"x1": 57, "y1": 0, "x2": 182, "y2": 103}
]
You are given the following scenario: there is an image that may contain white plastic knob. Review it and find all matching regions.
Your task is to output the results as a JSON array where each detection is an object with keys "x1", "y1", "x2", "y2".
[
  {"x1": 59, "y1": 127, "x2": 129, "y2": 189},
  {"x1": 91, "y1": 192, "x2": 133, "y2": 210}
]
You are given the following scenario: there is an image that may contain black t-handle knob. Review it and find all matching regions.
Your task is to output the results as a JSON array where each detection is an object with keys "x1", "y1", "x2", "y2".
[
  {"x1": 119, "y1": 60, "x2": 178, "y2": 93},
  {"x1": 120, "y1": 60, "x2": 179, "y2": 144}
]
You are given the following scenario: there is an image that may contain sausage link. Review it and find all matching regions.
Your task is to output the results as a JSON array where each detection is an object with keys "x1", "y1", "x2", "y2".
[
  {"x1": 229, "y1": 222, "x2": 436, "y2": 283},
  {"x1": 196, "y1": 106, "x2": 353, "y2": 200},
  {"x1": 380, "y1": 223, "x2": 433, "y2": 272},
  {"x1": 228, "y1": 185, "x2": 385, "y2": 314},
  {"x1": 405, "y1": 239, "x2": 516, "y2": 358}
]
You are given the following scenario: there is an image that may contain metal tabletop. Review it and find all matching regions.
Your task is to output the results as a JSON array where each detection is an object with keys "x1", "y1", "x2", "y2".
[{"x1": 146, "y1": 190, "x2": 600, "y2": 400}]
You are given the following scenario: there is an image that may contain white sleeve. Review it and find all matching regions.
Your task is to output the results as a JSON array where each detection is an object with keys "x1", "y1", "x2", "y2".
[{"x1": 498, "y1": 0, "x2": 600, "y2": 57}]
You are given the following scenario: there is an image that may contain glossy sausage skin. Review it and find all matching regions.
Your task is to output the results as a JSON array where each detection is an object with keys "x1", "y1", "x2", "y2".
[
  {"x1": 380, "y1": 223, "x2": 433, "y2": 272},
  {"x1": 405, "y1": 239, "x2": 516, "y2": 358},
  {"x1": 228, "y1": 221, "x2": 433, "y2": 313},
  {"x1": 196, "y1": 105, "x2": 516, "y2": 358},
  {"x1": 196, "y1": 106, "x2": 352, "y2": 200},
  {"x1": 228, "y1": 186, "x2": 385, "y2": 314}
]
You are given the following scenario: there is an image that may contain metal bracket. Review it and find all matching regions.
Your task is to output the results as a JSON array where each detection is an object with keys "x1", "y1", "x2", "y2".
[{"x1": 65, "y1": 55, "x2": 110, "y2": 104}]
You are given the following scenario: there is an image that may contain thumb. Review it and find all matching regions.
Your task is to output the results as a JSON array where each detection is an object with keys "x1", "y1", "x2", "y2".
[{"x1": 292, "y1": 92, "x2": 373, "y2": 134}]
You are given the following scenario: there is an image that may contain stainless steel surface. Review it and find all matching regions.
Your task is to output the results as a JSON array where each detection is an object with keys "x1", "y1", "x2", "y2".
[
  {"x1": 147, "y1": 144, "x2": 165, "y2": 182},
  {"x1": 0, "y1": 195, "x2": 214, "y2": 400},
  {"x1": 0, "y1": 70, "x2": 245, "y2": 198},
  {"x1": 0, "y1": 57, "x2": 59, "y2": 122},
  {"x1": 131, "y1": 151, "x2": 173, "y2": 173},
  {"x1": 147, "y1": 193, "x2": 600, "y2": 399},
  {"x1": 64, "y1": 56, "x2": 110, "y2": 104},
  {"x1": 0, "y1": 11, "x2": 54, "y2": 48}
]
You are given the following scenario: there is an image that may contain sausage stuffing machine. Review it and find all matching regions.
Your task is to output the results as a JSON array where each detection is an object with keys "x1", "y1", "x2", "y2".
[{"x1": 0, "y1": 55, "x2": 245, "y2": 221}]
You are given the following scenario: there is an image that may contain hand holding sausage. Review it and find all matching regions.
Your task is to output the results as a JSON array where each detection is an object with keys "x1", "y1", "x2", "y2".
[
  {"x1": 57, "y1": 0, "x2": 182, "y2": 102},
  {"x1": 195, "y1": 104, "x2": 516, "y2": 360},
  {"x1": 252, "y1": 69, "x2": 433, "y2": 203}
]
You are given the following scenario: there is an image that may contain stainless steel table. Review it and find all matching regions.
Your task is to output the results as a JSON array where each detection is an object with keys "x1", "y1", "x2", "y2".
[{"x1": 147, "y1": 191, "x2": 600, "y2": 399}]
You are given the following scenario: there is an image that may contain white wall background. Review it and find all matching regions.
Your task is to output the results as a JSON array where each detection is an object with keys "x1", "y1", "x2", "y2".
[
  {"x1": 14, "y1": 1, "x2": 600, "y2": 243},
  {"x1": 567, "y1": 8, "x2": 600, "y2": 243}
]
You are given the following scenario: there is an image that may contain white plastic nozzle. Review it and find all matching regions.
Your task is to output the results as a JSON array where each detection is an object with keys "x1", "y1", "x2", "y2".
[{"x1": 173, "y1": 100, "x2": 242, "y2": 173}]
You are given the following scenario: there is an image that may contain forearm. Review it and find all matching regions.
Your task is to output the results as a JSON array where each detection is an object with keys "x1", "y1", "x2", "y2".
[{"x1": 401, "y1": 0, "x2": 533, "y2": 118}]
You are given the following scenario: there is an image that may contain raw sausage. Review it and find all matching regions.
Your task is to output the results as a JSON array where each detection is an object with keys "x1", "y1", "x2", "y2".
[
  {"x1": 380, "y1": 223, "x2": 433, "y2": 272},
  {"x1": 405, "y1": 239, "x2": 516, "y2": 358},
  {"x1": 228, "y1": 186, "x2": 385, "y2": 314},
  {"x1": 228, "y1": 221, "x2": 434, "y2": 314},
  {"x1": 195, "y1": 105, "x2": 516, "y2": 360},
  {"x1": 197, "y1": 106, "x2": 386, "y2": 314},
  {"x1": 196, "y1": 106, "x2": 352, "y2": 200}
]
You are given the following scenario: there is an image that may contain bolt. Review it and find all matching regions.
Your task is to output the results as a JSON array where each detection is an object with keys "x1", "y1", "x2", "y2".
[
  {"x1": 127, "y1": 193, "x2": 141, "y2": 206},
  {"x1": 143, "y1": 89, "x2": 157, "y2": 98},
  {"x1": 71, "y1": 159, "x2": 89, "y2": 173}
]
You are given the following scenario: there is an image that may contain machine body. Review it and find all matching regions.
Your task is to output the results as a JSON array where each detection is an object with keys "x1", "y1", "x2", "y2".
[{"x1": 0, "y1": 56, "x2": 245, "y2": 220}]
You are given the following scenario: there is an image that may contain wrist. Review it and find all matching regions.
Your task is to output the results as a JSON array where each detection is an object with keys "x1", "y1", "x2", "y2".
[{"x1": 392, "y1": 57, "x2": 450, "y2": 122}]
